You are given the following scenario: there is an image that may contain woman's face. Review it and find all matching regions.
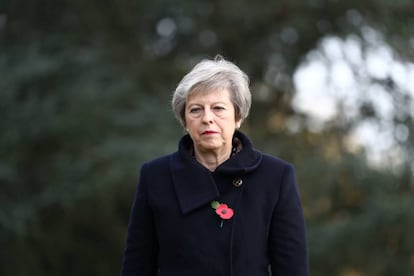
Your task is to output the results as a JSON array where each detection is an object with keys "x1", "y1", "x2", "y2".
[{"x1": 185, "y1": 88, "x2": 240, "y2": 155}]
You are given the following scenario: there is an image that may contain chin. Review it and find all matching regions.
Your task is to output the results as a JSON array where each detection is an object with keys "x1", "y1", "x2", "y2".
[{"x1": 198, "y1": 143, "x2": 222, "y2": 151}]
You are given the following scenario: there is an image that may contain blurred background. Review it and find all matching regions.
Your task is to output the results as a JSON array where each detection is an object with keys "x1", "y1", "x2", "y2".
[{"x1": 1, "y1": 0, "x2": 414, "y2": 275}]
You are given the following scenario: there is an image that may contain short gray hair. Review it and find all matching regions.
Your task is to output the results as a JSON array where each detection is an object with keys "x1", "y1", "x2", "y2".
[{"x1": 172, "y1": 55, "x2": 251, "y2": 127}]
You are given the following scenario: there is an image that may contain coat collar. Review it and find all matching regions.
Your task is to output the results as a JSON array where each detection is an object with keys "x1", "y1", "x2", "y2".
[{"x1": 169, "y1": 131, "x2": 262, "y2": 215}]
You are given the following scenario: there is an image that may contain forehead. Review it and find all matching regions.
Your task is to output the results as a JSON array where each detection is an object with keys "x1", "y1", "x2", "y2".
[{"x1": 187, "y1": 88, "x2": 232, "y2": 103}]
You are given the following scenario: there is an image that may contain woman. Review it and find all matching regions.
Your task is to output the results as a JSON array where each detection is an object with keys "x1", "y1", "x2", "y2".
[{"x1": 121, "y1": 56, "x2": 309, "y2": 275}]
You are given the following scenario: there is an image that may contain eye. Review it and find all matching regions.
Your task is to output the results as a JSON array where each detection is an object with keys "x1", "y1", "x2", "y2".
[
  {"x1": 189, "y1": 107, "x2": 202, "y2": 113},
  {"x1": 213, "y1": 106, "x2": 225, "y2": 111}
]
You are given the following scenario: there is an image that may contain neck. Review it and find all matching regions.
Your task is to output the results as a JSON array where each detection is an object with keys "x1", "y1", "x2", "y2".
[{"x1": 194, "y1": 147, "x2": 232, "y2": 172}]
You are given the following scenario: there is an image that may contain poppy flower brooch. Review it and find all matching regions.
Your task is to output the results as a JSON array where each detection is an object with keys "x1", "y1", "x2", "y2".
[{"x1": 211, "y1": 200, "x2": 234, "y2": 228}]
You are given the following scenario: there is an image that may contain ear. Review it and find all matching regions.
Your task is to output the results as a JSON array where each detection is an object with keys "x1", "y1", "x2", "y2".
[{"x1": 236, "y1": 120, "x2": 242, "y2": 129}]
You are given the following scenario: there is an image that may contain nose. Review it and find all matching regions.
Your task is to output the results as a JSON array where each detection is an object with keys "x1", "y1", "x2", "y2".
[{"x1": 202, "y1": 108, "x2": 214, "y2": 123}]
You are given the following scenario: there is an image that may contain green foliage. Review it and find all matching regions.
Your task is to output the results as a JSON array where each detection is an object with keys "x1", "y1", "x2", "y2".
[
  {"x1": 282, "y1": 129, "x2": 414, "y2": 275},
  {"x1": 1, "y1": 0, "x2": 414, "y2": 275},
  {"x1": 0, "y1": 39, "x2": 181, "y2": 275}
]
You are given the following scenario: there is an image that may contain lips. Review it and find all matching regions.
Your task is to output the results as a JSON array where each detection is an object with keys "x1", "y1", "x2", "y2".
[{"x1": 202, "y1": 130, "x2": 218, "y2": 135}]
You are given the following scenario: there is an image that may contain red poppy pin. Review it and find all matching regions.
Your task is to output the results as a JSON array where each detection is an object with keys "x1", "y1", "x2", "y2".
[{"x1": 211, "y1": 200, "x2": 234, "y2": 227}]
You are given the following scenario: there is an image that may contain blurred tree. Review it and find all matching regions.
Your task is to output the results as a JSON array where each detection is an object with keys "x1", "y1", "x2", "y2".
[
  {"x1": 1, "y1": 0, "x2": 413, "y2": 275},
  {"x1": 0, "y1": 42, "x2": 182, "y2": 275}
]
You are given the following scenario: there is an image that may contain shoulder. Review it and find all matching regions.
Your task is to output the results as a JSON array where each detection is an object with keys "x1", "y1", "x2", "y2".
[
  {"x1": 249, "y1": 151, "x2": 297, "y2": 185},
  {"x1": 136, "y1": 153, "x2": 177, "y2": 193},
  {"x1": 140, "y1": 152, "x2": 177, "y2": 174},
  {"x1": 259, "y1": 152, "x2": 295, "y2": 171}
]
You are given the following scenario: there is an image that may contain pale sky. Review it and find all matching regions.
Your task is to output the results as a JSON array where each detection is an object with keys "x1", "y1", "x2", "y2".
[{"x1": 292, "y1": 28, "x2": 414, "y2": 167}]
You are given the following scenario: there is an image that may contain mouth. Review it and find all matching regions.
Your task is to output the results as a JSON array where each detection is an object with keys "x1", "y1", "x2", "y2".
[{"x1": 202, "y1": 130, "x2": 218, "y2": 135}]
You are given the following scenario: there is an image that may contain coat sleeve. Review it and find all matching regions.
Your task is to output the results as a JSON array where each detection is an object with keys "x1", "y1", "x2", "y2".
[
  {"x1": 120, "y1": 163, "x2": 158, "y2": 276},
  {"x1": 269, "y1": 164, "x2": 309, "y2": 276}
]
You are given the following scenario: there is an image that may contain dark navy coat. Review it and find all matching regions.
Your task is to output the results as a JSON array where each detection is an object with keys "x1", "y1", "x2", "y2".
[{"x1": 121, "y1": 131, "x2": 308, "y2": 276}]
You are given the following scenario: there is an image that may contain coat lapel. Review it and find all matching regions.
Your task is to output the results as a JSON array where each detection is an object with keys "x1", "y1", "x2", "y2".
[
  {"x1": 169, "y1": 131, "x2": 262, "y2": 215},
  {"x1": 170, "y1": 152, "x2": 220, "y2": 215}
]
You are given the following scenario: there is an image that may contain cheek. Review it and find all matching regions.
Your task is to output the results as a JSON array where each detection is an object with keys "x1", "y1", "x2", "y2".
[{"x1": 185, "y1": 120, "x2": 198, "y2": 132}]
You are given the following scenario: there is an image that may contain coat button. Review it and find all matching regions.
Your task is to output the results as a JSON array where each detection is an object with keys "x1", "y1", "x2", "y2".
[{"x1": 232, "y1": 178, "x2": 243, "y2": 187}]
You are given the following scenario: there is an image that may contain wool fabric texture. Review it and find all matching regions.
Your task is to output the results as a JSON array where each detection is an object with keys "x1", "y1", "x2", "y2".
[{"x1": 121, "y1": 131, "x2": 309, "y2": 276}]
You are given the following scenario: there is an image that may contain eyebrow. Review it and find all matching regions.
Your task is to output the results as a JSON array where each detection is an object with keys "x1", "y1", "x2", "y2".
[{"x1": 186, "y1": 101, "x2": 229, "y2": 107}]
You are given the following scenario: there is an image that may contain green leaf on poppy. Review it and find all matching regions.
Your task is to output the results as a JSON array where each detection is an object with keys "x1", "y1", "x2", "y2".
[{"x1": 211, "y1": 200, "x2": 220, "y2": 209}]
